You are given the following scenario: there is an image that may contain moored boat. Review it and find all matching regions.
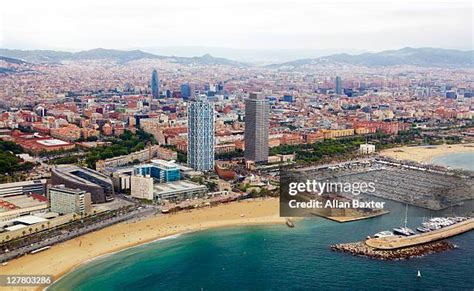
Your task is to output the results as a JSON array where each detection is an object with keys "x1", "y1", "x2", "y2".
[
  {"x1": 416, "y1": 227, "x2": 431, "y2": 233},
  {"x1": 373, "y1": 231, "x2": 394, "y2": 238},
  {"x1": 393, "y1": 227, "x2": 415, "y2": 236}
]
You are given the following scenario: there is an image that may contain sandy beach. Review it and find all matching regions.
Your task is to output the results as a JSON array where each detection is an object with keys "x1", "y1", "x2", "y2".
[
  {"x1": 380, "y1": 143, "x2": 474, "y2": 163},
  {"x1": 0, "y1": 198, "x2": 284, "y2": 289}
]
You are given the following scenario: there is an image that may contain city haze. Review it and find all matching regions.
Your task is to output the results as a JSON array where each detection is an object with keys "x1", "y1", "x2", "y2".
[{"x1": 1, "y1": 0, "x2": 472, "y2": 62}]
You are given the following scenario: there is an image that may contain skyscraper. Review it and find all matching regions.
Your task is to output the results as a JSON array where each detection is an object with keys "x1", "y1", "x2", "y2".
[
  {"x1": 151, "y1": 69, "x2": 160, "y2": 99},
  {"x1": 180, "y1": 83, "x2": 191, "y2": 100},
  {"x1": 187, "y1": 95, "x2": 215, "y2": 171},
  {"x1": 244, "y1": 92, "x2": 269, "y2": 163},
  {"x1": 335, "y1": 76, "x2": 342, "y2": 95}
]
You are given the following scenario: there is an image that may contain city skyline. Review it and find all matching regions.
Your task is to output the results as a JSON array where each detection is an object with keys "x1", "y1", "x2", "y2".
[{"x1": 0, "y1": 1, "x2": 473, "y2": 288}]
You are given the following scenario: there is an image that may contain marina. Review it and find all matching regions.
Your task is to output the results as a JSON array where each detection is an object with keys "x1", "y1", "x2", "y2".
[
  {"x1": 365, "y1": 217, "x2": 474, "y2": 250},
  {"x1": 334, "y1": 215, "x2": 473, "y2": 259}
]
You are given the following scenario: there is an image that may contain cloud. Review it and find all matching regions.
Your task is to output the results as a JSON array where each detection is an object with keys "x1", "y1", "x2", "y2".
[{"x1": 1, "y1": 0, "x2": 472, "y2": 51}]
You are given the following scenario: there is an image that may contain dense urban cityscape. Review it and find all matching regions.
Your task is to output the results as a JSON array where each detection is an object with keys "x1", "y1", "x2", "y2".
[
  {"x1": 0, "y1": 45, "x2": 473, "y2": 288},
  {"x1": 0, "y1": 0, "x2": 473, "y2": 289}
]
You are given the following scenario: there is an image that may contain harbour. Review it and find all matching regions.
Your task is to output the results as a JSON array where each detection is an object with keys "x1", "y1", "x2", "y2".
[
  {"x1": 365, "y1": 217, "x2": 474, "y2": 250},
  {"x1": 331, "y1": 217, "x2": 474, "y2": 260}
]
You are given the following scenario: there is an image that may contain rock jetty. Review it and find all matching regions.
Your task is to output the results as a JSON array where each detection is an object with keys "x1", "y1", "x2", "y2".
[{"x1": 331, "y1": 240, "x2": 455, "y2": 260}]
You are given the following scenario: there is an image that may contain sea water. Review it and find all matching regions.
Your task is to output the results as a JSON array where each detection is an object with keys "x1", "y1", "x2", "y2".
[{"x1": 49, "y1": 154, "x2": 474, "y2": 290}]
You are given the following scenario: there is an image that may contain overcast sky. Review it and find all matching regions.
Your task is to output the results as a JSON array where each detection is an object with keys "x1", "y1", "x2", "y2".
[{"x1": 1, "y1": 0, "x2": 472, "y2": 52}]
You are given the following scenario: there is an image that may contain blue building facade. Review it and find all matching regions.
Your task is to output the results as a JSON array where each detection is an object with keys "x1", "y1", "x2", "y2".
[
  {"x1": 180, "y1": 83, "x2": 191, "y2": 100},
  {"x1": 134, "y1": 160, "x2": 180, "y2": 183},
  {"x1": 283, "y1": 94, "x2": 294, "y2": 103},
  {"x1": 151, "y1": 69, "x2": 160, "y2": 99}
]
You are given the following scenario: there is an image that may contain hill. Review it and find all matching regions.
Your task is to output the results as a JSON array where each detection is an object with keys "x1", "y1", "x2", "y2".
[
  {"x1": 269, "y1": 47, "x2": 473, "y2": 68},
  {"x1": 0, "y1": 48, "x2": 246, "y2": 66}
]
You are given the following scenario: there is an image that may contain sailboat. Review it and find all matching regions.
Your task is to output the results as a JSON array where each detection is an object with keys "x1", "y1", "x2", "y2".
[
  {"x1": 417, "y1": 216, "x2": 432, "y2": 233},
  {"x1": 393, "y1": 204, "x2": 416, "y2": 236},
  {"x1": 417, "y1": 270, "x2": 422, "y2": 278}
]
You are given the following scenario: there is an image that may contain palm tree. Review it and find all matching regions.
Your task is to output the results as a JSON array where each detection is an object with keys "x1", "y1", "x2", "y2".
[{"x1": 28, "y1": 228, "x2": 33, "y2": 234}]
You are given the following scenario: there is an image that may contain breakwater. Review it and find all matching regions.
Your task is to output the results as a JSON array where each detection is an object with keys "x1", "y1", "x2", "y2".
[
  {"x1": 331, "y1": 241, "x2": 455, "y2": 260},
  {"x1": 366, "y1": 218, "x2": 474, "y2": 250}
]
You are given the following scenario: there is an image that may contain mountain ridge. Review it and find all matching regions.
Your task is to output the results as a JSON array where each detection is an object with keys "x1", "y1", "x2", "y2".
[
  {"x1": 1, "y1": 47, "x2": 472, "y2": 68},
  {"x1": 0, "y1": 48, "x2": 246, "y2": 66},
  {"x1": 268, "y1": 47, "x2": 473, "y2": 68}
]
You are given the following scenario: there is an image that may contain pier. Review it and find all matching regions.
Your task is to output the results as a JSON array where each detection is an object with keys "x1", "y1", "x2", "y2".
[
  {"x1": 365, "y1": 217, "x2": 474, "y2": 250},
  {"x1": 317, "y1": 210, "x2": 389, "y2": 223}
]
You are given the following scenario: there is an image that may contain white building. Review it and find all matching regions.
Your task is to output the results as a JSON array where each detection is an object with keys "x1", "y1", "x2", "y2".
[
  {"x1": 131, "y1": 177, "x2": 207, "y2": 203},
  {"x1": 49, "y1": 185, "x2": 92, "y2": 215},
  {"x1": 130, "y1": 175, "x2": 154, "y2": 200},
  {"x1": 359, "y1": 144, "x2": 376, "y2": 155},
  {"x1": 187, "y1": 95, "x2": 215, "y2": 171}
]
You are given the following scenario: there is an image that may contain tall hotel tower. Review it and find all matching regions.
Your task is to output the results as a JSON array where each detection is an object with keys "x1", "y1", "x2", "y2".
[
  {"x1": 335, "y1": 76, "x2": 342, "y2": 95},
  {"x1": 187, "y1": 95, "x2": 215, "y2": 171},
  {"x1": 244, "y1": 92, "x2": 269, "y2": 163},
  {"x1": 151, "y1": 69, "x2": 160, "y2": 99}
]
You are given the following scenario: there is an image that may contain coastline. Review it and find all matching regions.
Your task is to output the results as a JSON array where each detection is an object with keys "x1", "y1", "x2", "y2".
[
  {"x1": 0, "y1": 198, "x2": 285, "y2": 290},
  {"x1": 380, "y1": 143, "x2": 474, "y2": 163}
]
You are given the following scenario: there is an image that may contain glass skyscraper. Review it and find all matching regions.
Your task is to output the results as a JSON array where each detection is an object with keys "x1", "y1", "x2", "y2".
[
  {"x1": 244, "y1": 92, "x2": 269, "y2": 163},
  {"x1": 335, "y1": 76, "x2": 342, "y2": 95},
  {"x1": 151, "y1": 69, "x2": 160, "y2": 99},
  {"x1": 180, "y1": 83, "x2": 191, "y2": 100},
  {"x1": 187, "y1": 95, "x2": 215, "y2": 171}
]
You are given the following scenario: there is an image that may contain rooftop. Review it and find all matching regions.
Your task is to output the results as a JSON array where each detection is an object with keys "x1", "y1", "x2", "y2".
[
  {"x1": 50, "y1": 185, "x2": 87, "y2": 195},
  {"x1": 36, "y1": 139, "x2": 70, "y2": 146},
  {"x1": 153, "y1": 180, "x2": 206, "y2": 194},
  {"x1": 53, "y1": 164, "x2": 112, "y2": 187},
  {"x1": 13, "y1": 215, "x2": 48, "y2": 225},
  {"x1": 5, "y1": 224, "x2": 27, "y2": 232},
  {"x1": 0, "y1": 194, "x2": 47, "y2": 211}
]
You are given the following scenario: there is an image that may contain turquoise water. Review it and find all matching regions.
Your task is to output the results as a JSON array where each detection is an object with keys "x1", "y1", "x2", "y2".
[
  {"x1": 48, "y1": 213, "x2": 474, "y2": 290},
  {"x1": 49, "y1": 155, "x2": 474, "y2": 290},
  {"x1": 431, "y1": 152, "x2": 474, "y2": 171}
]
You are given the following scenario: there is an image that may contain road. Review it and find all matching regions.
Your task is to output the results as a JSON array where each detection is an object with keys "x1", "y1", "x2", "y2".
[{"x1": 1, "y1": 207, "x2": 157, "y2": 263}]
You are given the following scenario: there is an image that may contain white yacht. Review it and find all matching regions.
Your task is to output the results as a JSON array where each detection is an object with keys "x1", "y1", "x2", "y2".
[
  {"x1": 373, "y1": 231, "x2": 395, "y2": 238},
  {"x1": 393, "y1": 204, "x2": 415, "y2": 236}
]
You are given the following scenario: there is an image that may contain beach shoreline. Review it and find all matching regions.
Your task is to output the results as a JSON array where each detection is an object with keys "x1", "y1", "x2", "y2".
[
  {"x1": 0, "y1": 198, "x2": 285, "y2": 290},
  {"x1": 380, "y1": 143, "x2": 474, "y2": 163}
]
